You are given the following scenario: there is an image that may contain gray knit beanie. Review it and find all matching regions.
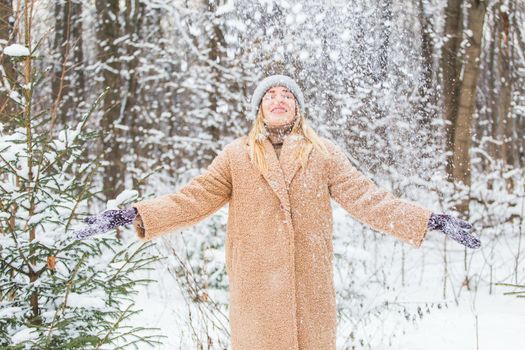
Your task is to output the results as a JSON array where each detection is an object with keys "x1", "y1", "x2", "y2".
[{"x1": 249, "y1": 74, "x2": 305, "y2": 120}]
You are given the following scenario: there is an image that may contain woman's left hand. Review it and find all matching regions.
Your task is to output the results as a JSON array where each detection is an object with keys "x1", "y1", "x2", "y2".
[{"x1": 427, "y1": 213, "x2": 481, "y2": 249}]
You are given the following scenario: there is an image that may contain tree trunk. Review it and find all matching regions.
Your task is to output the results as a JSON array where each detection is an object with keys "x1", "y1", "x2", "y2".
[
  {"x1": 440, "y1": 0, "x2": 463, "y2": 180},
  {"x1": 51, "y1": 0, "x2": 84, "y2": 127},
  {"x1": 203, "y1": 0, "x2": 227, "y2": 167},
  {"x1": 495, "y1": 5, "x2": 513, "y2": 172},
  {"x1": 486, "y1": 13, "x2": 497, "y2": 170},
  {"x1": 123, "y1": 0, "x2": 146, "y2": 190},
  {"x1": 0, "y1": 0, "x2": 19, "y2": 130},
  {"x1": 95, "y1": 0, "x2": 126, "y2": 200},
  {"x1": 452, "y1": 0, "x2": 487, "y2": 214},
  {"x1": 418, "y1": 0, "x2": 436, "y2": 126},
  {"x1": 377, "y1": 0, "x2": 393, "y2": 82},
  {"x1": 513, "y1": 6, "x2": 525, "y2": 169}
]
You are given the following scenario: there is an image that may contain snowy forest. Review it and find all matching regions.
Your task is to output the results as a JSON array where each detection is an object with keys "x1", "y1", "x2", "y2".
[{"x1": 0, "y1": 0, "x2": 524, "y2": 349}]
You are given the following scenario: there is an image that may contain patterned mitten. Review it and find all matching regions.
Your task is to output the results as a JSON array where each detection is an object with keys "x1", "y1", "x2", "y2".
[
  {"x1": 74, "y1": 207, "x2": 138, "y2": 239},
  {"x1": 427, "y1": 213, "x2": 481, "y2": 249}
]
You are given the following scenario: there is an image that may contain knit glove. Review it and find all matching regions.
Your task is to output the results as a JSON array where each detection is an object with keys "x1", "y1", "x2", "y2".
[
  {"x1": 74, "y1": 207, "x2": 138, "y2": 239},
  {"x1": 427, "y1": 213, "x2": 481, "y2": 249}
]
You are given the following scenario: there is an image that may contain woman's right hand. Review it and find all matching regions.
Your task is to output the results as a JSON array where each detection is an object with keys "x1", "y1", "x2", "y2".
[{"x1": 74, "y1": 207, "x2": 138, "y2": 239}]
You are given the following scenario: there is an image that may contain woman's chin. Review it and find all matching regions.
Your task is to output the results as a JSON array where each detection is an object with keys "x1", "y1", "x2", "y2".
[
  {"x1": 266, "y1": 117, "x2": 294, "y2": 126},
  {"x1": 267, "y1": 122, "x2": 290, "y2": 129}
]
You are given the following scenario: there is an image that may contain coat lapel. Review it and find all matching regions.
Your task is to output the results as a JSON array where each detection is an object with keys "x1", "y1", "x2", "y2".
[
  {"x1": 279, "y1": 134, "x2": 312, "y2": 188},
  {"x1": 245, "y1": 134, "x2": 313, "y2": 212},
  {"x1": 260, "y1": 138, "x2": 289, "y2": 210}
]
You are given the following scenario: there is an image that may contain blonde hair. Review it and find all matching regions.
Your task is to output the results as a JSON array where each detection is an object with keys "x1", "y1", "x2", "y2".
[{"x1": 247, "y1": 100, "x2": 329, "y2": 175}]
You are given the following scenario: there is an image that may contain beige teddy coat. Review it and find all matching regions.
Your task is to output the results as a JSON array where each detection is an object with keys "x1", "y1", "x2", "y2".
[{"x1": 132, "y1": 134, "x2": 433, "y2": 350}]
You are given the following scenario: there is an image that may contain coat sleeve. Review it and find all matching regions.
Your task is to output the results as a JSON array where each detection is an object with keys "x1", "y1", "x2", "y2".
[
  {"x1": 325, "y1": 141, "x2": 432, "y2": 248},
  {"x1": 132, "y1": 146, "x2": 232, "y2": 241}
]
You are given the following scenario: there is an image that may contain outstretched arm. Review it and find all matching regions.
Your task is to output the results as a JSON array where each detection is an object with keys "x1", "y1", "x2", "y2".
[
  {"x1": 132, "y1": 146, "x2": 232, "y2": 241},
  {"x1": 74, "y1": 147, "x2": 232, "y2": 241},
  {"x1": 326, "y1": 142, "x2": 432, "y2": 248},
  {"x1": 325, "y1": 142, "x2": 481, "y2": 249}
]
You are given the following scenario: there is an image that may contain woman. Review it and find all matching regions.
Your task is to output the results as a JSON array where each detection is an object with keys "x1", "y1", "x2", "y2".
[{"x1": 75, "y1": 74, "x2": 481, "y2": 350}]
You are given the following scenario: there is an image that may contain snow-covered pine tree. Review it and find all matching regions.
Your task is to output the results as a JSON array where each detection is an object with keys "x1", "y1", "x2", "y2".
[{"x1": 0, "y1": 43, "x2": 164, "y2": 349}]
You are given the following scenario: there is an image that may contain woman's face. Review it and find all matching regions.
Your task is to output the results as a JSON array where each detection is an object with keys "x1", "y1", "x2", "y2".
[{"x1": 261, "y1": 86, "x2": 297, "y2": 128}]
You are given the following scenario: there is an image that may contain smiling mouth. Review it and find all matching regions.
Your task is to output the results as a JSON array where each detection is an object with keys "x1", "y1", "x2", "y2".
[{"x1": 271, "y1": 107, "x2": 287, "y2": 113}]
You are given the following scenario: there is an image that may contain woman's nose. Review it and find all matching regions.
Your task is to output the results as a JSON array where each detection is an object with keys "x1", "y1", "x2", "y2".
[{"x1": 273, "y1": 98, "x2": 289, "y2": 106}]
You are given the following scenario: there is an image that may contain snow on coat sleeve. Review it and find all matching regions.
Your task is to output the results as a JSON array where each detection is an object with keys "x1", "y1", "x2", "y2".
[
  {"x1": 326, "y1": 142, "x2": 433, "y2": 248},
  {"x1": 132, "y1": 147, "x2": 232, "y2": 241}
]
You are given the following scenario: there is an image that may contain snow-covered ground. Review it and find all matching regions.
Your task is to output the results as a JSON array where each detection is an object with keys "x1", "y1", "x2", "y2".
[
  {"x1": 121, "y1": 201, "x2": 524, "y2": 350},
  {"x1": 391, "y1": 291, "x2": 524, "y2": 350},
  {"x1": 124, "y1": 242, "x2": 523, "y2": 349}
]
